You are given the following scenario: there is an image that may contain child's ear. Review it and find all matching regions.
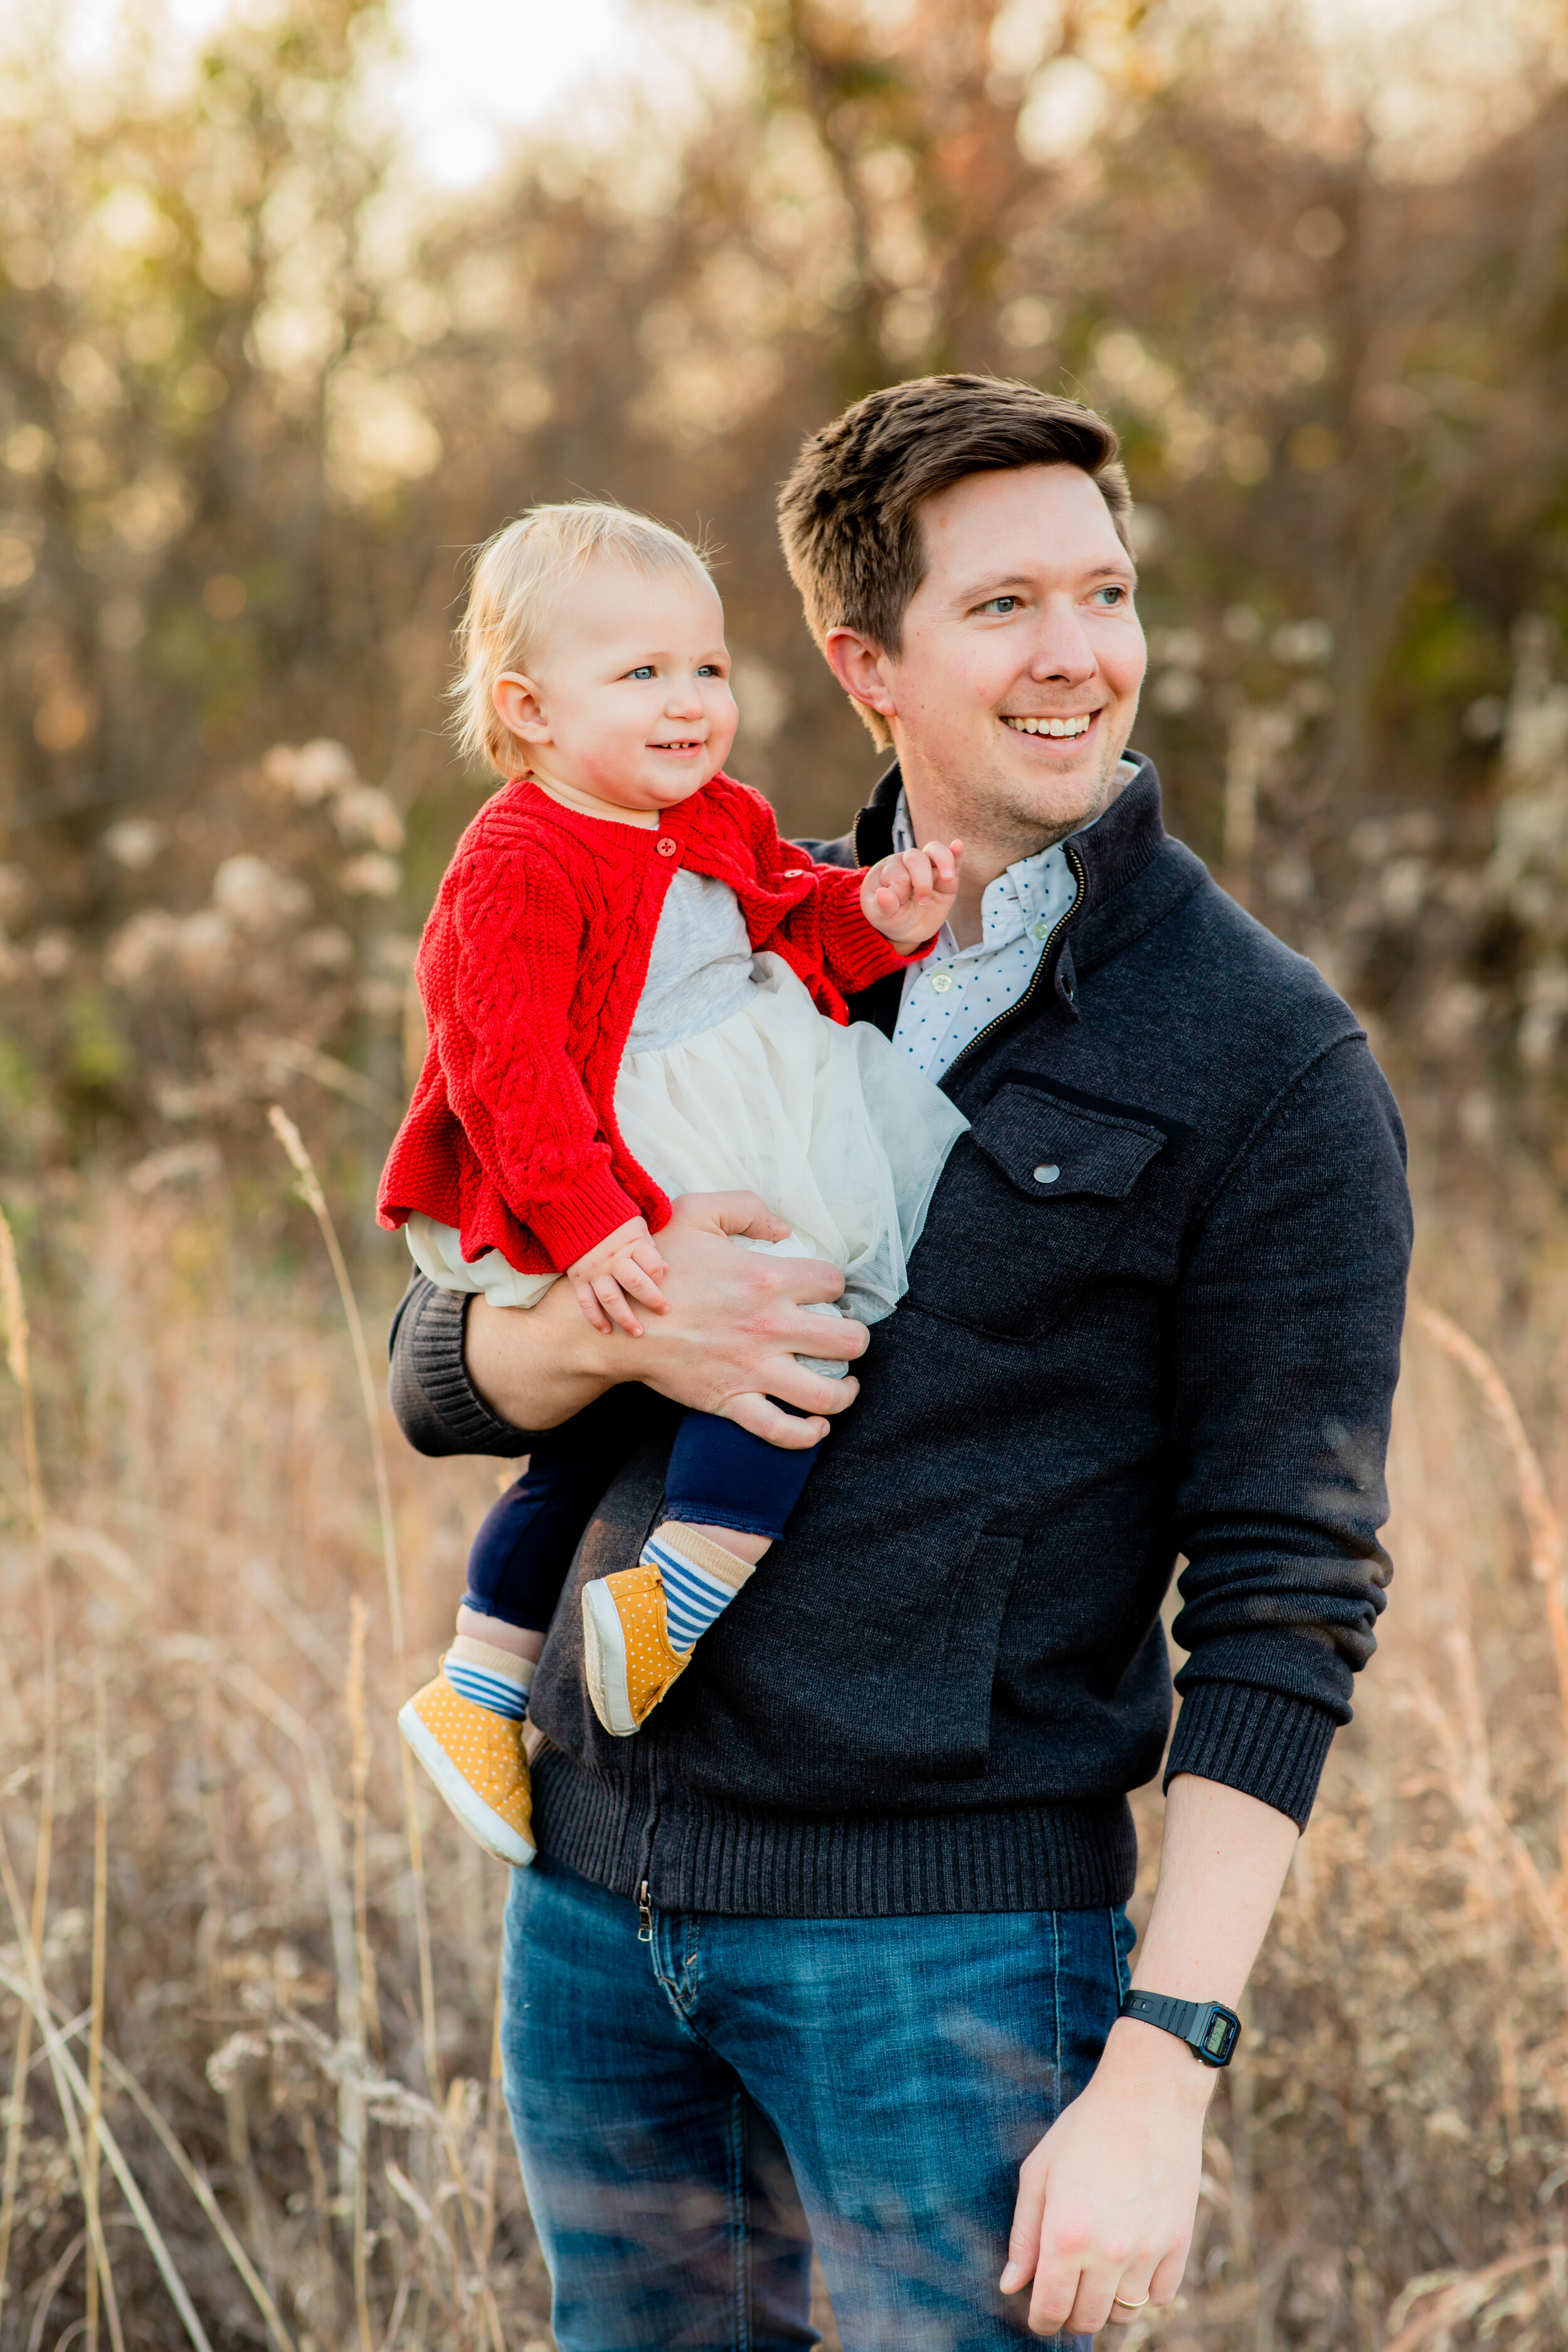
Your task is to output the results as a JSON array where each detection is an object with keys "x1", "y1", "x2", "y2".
[{"x1": 494, "y1": 672, "x2": 551, "y2": 744}]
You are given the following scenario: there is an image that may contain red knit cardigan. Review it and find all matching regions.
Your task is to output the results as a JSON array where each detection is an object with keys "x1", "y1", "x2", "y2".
[{"x1": 377, "y1": 773, "x2": 927, "y2": 1274}]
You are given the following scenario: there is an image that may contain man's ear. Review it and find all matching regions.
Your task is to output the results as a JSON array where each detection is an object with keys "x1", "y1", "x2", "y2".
[
  {"x1": 823, "y1": 627, "x2": 898, "y2": 723},
  {"x1": 494, "y1": 672, "x2": 552, "y2": 746}
]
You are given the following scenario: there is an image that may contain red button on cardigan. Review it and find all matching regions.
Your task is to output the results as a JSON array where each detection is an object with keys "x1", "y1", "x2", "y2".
[{"x1": 378, "y1": 773, "x2": 931, "y2": 1278}]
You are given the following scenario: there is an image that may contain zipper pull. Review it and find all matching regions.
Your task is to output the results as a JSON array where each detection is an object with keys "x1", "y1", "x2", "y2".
[{"x1": 637, "y1": 1881, "x2": 654, "y2": 1943}]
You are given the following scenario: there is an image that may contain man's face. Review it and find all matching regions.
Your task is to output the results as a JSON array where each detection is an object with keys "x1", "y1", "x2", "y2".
[{"x1": 871, "y1": 464, "x2": 1146, "y2": 849}]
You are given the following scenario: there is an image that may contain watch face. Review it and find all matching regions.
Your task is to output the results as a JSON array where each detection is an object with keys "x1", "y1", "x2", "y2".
[{"x1": 1202, "y1": 2010, "x2": 1238, "y2": 2062}]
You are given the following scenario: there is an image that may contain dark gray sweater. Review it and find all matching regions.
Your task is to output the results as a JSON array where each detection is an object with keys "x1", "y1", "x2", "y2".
[{"x1": 389, "y1": 757, "x2": 1412, "y2": 1916}]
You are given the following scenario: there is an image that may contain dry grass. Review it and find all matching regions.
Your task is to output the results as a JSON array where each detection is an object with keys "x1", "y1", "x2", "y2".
[
  {"x1": 0, "y1": 1166, "x2": 549, "y2": 2351},
  {"x1": 1, "y1": 1158, "x2": 1567, "y2": 2349}
]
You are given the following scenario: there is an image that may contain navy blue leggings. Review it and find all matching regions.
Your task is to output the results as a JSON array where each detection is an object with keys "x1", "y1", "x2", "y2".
[{"x1": 465, "y1": 1395, "x2": 823, "y2": 1633}]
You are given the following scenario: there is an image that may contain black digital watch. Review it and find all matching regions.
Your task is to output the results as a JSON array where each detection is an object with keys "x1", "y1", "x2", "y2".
[{"x1": 1118, "y1": 1989, "x2": 1241, "y2": 2068}]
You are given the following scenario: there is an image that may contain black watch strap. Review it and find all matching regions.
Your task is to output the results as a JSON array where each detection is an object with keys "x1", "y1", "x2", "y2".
[{"x1": 1119, "y1": 1989, "x2": 1240, "y2": 2067}]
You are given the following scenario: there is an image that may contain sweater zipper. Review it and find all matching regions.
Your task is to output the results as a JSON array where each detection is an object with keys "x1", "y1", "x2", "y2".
[
  {"x1": 635, "y1": 1635, "x2": 663, "y2": 1937},
  {"x1": 940, "y1": 841, "x2": 1086, "y2": 1094}
]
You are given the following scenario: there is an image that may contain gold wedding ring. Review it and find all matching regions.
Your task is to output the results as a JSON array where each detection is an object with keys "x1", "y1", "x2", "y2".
[{"x1": 1112, "y1": 2291, "x2": 1150, "y2": 2310}]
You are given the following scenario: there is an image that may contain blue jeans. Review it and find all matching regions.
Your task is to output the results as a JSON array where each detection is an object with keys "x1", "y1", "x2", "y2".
[{"x1": 501, "y1": 1856, "x2": 1135, "y2": 2351}]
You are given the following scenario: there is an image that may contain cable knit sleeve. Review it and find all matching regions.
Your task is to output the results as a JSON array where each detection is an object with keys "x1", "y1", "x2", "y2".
[
  {"x1": 428, "y1": 842, "x2": 645, "y2": 1268},
  {"x1": 734, "y1": 785, "x2": 928, "y2": 999},
  {"x1": 811, "y1": 857, "x2": 936, "y2": 991}
]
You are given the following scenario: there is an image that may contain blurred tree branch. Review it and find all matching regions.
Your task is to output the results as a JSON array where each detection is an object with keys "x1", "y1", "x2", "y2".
[{"x1": 1, "y1": 0, "x2": 1567, "y2": 1204}]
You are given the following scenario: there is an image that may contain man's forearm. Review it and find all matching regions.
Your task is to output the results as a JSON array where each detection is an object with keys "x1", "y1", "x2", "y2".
[
  {"x1": 1110, "y1": 1771, "x2": 1298, "y2": 2054},
  {"x1": 1057, "y1": 1771, "x2": 1298, "y2": 2119},
  {"x1": 1004, "y1": 1772, "x2": 1300, "y2": 2333},
  {"x1": 464, "y1": 1285, "x2": 618, "y2": 1433}
]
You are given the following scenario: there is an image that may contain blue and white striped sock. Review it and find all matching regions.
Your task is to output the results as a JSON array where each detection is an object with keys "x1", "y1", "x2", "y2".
[
  {"x1": 645, "y1": 1524, "x2": 755, "y2": 1653},
  {"x1": 443, "y1": 1633, "x2": 532, "y2": 1722}
]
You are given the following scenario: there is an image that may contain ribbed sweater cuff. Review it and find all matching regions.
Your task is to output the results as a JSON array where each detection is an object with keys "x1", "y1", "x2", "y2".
[
  {"x1": 1163, "y1": 1681, "x2": 1339, "y2": 1830},
  {"x1": 818, "y1": 892, "x2": 934, "y2": 991},
  {"x1": 529, "y1": 1170, "x2": 647, "y2": 1269},
  {"x1": 388, "y1": 1281, "x2": 530, "y2": 1458}
]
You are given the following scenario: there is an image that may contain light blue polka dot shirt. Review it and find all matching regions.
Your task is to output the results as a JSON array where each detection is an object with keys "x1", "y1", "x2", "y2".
[{"x1": 889, "y1": 765, "x2": 1135, "y2": 1083}]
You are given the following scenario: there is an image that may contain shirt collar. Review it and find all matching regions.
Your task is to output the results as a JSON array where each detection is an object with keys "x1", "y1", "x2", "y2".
[{"x1": 890, "y1": 761, "x2": 1138, "y2": 955}]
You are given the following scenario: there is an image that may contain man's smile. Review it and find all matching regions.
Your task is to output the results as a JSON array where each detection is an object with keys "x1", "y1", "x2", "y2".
[{"x1": 1000, "y1": 711, "x2": 1098, "y2": 739}]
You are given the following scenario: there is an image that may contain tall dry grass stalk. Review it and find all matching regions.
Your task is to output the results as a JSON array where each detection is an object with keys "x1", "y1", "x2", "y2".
[
  {"x1": 0, "y1": 1204, "x2": 57, "y2": 2338},
  {"x1": 268, "y1": 1110, "x2": 506, "y2": 2352},
  {"x1": 267, "y1": 1108, "x2": 442, "y2": 2102},
  {"x1": 0, "y1": 1175, "x2": 548, "y2": 2349},
  {"x1": 3, "y1": 1163, "x2": 1568, "y2": 2349}
]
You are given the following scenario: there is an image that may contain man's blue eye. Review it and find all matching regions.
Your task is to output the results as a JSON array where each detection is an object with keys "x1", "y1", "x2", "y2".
[{"x1": 986, "y1": 597, "x2": 1019, "y2": 614}]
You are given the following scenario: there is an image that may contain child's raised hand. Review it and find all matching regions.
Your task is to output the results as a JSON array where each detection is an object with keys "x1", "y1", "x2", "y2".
[
  {"x1": 861, "y1": 839, "x2": 964, "y2": 950},
  {"x1": 567, "y1": 1216, "x2": 670, "y2": 1338}
]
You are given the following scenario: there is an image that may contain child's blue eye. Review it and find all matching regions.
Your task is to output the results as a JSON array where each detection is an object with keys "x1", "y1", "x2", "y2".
[
  {"x1": 628, "y1": 665, "x2": 655, "y2": 680},
  {"x1": 697, "y1": 664, "x2": 724, "y2": 678}
]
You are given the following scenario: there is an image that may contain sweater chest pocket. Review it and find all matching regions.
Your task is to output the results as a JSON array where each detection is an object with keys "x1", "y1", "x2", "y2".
[{"x1": 906, "y1": 1084, "x2": 1166, "y2": 1340}]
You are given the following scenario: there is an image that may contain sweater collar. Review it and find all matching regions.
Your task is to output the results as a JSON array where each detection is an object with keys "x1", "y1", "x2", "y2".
[{"x1": 511, "y1": 771, "x2": 701, "y2": 849}]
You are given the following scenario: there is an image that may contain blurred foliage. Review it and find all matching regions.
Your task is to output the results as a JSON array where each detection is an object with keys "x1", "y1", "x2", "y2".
[{"x1": 3, "y1": 0, "x2": 1568, "y2": 1231}]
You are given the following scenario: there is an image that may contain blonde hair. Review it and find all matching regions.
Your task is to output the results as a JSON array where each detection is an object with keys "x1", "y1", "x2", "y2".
[{"x1": 452, "y1": 501, "x2": 715, "y2": 775}]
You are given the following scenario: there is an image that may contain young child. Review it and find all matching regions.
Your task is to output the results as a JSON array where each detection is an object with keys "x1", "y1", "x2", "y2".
[{"x1": 378, "y1": 502, "x2": 969, "y2": 1865}]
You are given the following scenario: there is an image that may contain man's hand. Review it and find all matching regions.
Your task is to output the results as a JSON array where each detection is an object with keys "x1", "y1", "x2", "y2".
[
  {"x1": 567, "y1": 1215, "x2": 670, "y2": 1338},
  {"x1": 1000, "y1": 2024, "x2": 1209, "y2": 2334},
  {"x1": 861, "y1": 839, "x2": 963, "y2": 949},
  {"x1": 465, "y1": 1190, "x2": 867, "y2": 1441}
]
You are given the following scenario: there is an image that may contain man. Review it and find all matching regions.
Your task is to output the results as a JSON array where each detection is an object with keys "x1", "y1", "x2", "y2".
[{"x1": 389, "y1": 375, "x2": 1411, "y2": 2348}]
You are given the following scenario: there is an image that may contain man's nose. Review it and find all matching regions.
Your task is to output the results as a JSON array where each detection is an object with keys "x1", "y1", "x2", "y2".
[{"x1": 1025, "y1": 603, "x2": 1098, "y2": 682}]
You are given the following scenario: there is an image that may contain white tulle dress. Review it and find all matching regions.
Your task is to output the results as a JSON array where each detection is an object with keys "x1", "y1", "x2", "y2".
[{"x1": 406, "y1": 861, "x2": 969, "y2": 1359}]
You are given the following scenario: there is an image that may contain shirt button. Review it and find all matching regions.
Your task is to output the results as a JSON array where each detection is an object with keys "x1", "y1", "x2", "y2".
[
  {"x1": 1033, "y1": 1163, "x2": 1061, "y2": 1185},
  {"x1": 782, "y1": 867, "x2": 804, "y2": 878},
  {"x1": 929, "y1": 971, "x2": 954, "y2": 993},
  {"x1": 1030, "y1": 918, "x2": 1052, "y2": 940},
  {"x1": 655, "y1": 837, "x2": 679, "y2": 859}
]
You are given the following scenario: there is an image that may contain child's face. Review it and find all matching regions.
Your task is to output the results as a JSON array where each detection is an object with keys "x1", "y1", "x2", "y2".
[{"x1": 494, "y1": 559, "x2": 739, "y2": 810}]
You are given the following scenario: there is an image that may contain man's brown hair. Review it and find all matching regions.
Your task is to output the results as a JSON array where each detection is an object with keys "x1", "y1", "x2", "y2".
[{"x1": 777, "y1": 373, "x2": 1132, "y2": 744}]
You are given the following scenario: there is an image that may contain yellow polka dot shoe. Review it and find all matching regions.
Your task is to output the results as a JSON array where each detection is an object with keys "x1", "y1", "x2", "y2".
[
  {"x1": 398, "y1": 1666, "x2": 536, "y2": 1867},
  {"x1": 581, "y1": 1562, "x2": 694, "y2": 1737}
]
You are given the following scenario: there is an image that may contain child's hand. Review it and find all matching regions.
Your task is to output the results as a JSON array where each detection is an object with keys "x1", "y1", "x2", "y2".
[
  {"x1": 567, "y1": 1216, "x2": 669, "y2": 1338},
  {"x1": 861, "y1": 839, "x2": 964, "y2": 950}
]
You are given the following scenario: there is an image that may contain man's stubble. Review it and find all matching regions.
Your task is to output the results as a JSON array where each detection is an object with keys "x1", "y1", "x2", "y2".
[{"x1": 918, "y1": 714, "x2": 1135, "y2": 866}]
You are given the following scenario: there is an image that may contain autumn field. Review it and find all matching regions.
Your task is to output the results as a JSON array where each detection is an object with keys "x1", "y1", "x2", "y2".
[
  {"x1": 7, "y1": 0, "x2": 1568, "y2": 2341},
  {"x1": 1, "y1": 1156, "x2": 1566, "y2": 2351}
]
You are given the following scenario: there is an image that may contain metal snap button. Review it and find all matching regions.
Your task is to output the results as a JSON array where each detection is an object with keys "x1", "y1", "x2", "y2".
[
  {"x1": 655, "y1": 837, "x2": 678, "y2": 859},
  {"x1": 1033, "y1": 1164, "x2": 1061, "y2": 1185},
  {"x1": 930, "y1": 971, "x2": 954, "y2": 993}
]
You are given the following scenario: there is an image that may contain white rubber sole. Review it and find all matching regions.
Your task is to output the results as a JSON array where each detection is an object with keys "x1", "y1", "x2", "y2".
[
  {"x1": 581, "y1": 1579, "x2": 639, "y2": 1737},
  {"x1": 397, "y1": 1700, "x2": 535, "y2": 1867}
]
